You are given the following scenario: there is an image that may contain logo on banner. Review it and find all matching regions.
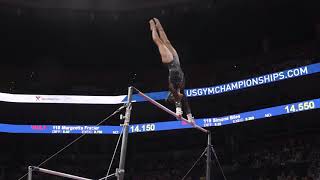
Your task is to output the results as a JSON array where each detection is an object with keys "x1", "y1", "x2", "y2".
[
  {"x1": 36, "y1": 96, "x2": 41, "y2": 101},
  {"x1": 35, "y1": 96, "x2": 59, "y2": 101}
]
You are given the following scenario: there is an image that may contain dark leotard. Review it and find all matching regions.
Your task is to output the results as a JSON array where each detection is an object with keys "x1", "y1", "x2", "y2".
[
  {"x1": 167, "y1": 57, "x2": 184, "y2": 89},
  {"x1": 165, "y1": 57, "x2": 192, "y2": 115}
]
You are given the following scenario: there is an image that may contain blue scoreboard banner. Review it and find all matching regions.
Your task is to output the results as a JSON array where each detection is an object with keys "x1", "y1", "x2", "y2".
[{"x1": 0, "y1": 98, "x2": 318, "y2": 134}]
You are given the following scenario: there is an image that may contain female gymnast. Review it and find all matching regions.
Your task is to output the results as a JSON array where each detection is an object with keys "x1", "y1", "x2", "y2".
[{"x1": 149, "y1": 18, "x2": 194, "y2": 123}]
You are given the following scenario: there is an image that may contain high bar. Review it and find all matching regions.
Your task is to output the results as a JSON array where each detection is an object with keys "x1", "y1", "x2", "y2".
[
  {"x1": 31, "y1": 166, "x2": 92, "y2": 180},
  {"x1": 133, "y1": 87, "x2": 208, "y2": 133}
]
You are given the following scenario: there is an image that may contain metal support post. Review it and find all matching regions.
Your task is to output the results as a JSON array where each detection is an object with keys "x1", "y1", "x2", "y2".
[
  {"x1": 28, "y1": 166, "x2": 33, "y2": 180},
  {"x1": 206, "y1": 132, "x2": 212, "y2": 180},
  {"x1": 117, "y1": 86, "x2": 133, "y2": 180}
]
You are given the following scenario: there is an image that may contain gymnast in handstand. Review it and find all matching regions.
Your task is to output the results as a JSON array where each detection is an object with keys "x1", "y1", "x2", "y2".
[{"x1": 149, "y1": 18, "x2": 194, "y2": 123}]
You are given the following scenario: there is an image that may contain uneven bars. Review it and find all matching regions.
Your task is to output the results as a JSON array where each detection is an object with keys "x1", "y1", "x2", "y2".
[
  {"x1": 133, "y1": 87, "x2": 208, "y2": 133},
  {"x1": 31, "y1": 166, "x2": 92, "y2": 180}
]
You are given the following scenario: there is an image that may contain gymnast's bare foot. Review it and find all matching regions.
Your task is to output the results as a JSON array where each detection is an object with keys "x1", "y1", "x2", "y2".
[
  {"x1": 153, "y1": 18, "x2": 164, "y2": 31},
  {"x1": 149, "y1": 19, "x2": 156, "y2": 31}
]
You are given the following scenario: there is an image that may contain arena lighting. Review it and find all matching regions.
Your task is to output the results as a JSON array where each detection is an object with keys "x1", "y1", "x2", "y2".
[{"x1": 0, "y1": 63, "x2": 319, "y2": 104}]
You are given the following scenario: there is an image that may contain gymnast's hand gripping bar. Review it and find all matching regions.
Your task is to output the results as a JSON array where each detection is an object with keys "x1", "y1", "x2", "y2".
[{"x1": 132, "y1": 87, "x2": 208, "y2": 133}]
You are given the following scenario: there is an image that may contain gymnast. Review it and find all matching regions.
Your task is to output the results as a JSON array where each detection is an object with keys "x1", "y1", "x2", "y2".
[{"x1": 149, "y1": 18, "x2": 194, "y2": 123}]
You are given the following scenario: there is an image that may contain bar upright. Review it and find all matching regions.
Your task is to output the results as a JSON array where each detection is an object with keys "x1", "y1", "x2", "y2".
[
  {"x1": 28, "y1": 166, "x2": 33, "y2": 180},
  {"x1": 117, "y1": 86, "x2": 133, "y2": 180},
  {"x1": 206, "y1": 132, "x2": 212, "y2": 180}
]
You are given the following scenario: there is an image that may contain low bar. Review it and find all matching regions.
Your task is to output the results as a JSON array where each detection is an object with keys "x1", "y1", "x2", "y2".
[
  {"x1": 133, "y1": 87, "x2": 208, "y2": 133},
  {"x1": 32, "y1": 167, "x2": 92, "y2": 180}
]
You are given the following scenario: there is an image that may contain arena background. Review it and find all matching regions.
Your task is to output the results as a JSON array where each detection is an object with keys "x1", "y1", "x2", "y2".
[{"x1": 0, "y1": 0, "x2": 320, "y2": 179}]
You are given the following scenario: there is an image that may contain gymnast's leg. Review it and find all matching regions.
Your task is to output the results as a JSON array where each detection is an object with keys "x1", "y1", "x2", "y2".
[
  {"x1": 149, "y1": 19, "x2": 173, "y2": 64},
  {"x1": 153, "y1": 18, "x2": 179, "y2": 59}
]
